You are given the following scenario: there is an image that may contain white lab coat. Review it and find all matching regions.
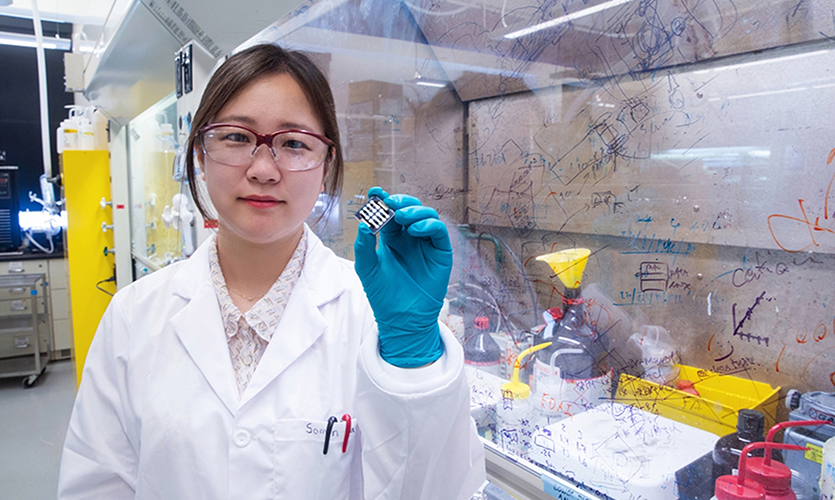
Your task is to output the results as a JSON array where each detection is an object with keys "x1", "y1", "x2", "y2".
[{"x1": 58, "y1": 230, "x2": 485, "y2": 500}]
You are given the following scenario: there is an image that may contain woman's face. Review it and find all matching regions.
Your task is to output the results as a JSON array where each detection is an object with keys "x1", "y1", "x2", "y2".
[{"x1": 199, "y1": 73, "x2": 328, "y2": 247}]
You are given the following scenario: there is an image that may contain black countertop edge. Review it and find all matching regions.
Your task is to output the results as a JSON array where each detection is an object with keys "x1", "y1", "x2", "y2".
[{"x1": 0, "y1": 251, "x2": 66, "y2": 262}]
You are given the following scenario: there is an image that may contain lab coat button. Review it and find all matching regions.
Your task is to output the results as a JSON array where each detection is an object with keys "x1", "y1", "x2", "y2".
[{"x1": 233, "y1": 430, "x2": 251, "y2": 447}]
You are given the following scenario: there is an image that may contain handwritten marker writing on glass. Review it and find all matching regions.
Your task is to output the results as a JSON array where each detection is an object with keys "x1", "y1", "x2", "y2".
[{"x1": 353, "y1": 195, "x2": 395, "y2": 234}]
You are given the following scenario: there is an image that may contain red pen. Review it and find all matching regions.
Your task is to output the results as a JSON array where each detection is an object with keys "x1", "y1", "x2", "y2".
[{"x1": 341, "y1": 414, "x2": 352, "y2": 453}]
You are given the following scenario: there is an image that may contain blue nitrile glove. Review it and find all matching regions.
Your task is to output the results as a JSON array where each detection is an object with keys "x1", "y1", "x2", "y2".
[{"x1": 354, "y1": 187, "x2": 453, "y2": 368}]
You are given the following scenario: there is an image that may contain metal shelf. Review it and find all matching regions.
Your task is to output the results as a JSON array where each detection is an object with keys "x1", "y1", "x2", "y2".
[
  {"x1": 0, "y1": 315, "x2": 49, "y2": 335},
  {"x1": 0, "y1": 274, "x2": 51, "y2": 387}
]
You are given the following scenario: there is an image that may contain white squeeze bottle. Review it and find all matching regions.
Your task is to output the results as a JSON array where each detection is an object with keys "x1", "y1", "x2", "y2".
[
  {"x1": 62, "y1": 106, "x2": 83, "y2": 151},
  {"x1": 63, "y1": 121, "x2": 78, "y2": 150},
  {"x1": 56, "y1": 120, "x2": 65, "y2": 154},
  {"x1": 62, "y1": 118, "x2": 78, "y2": 151},
  {"x1": 822, "y1": 436, "x2": 835, "y2": 500},
  {"x1": 79, "y1": 106, "x2": 97, "y2": 150},
  {"x1": 494, "y1": 342, "x2": 552, "y2": 459},
  {"x1": 80, "y1": 121, "x2": 95, "y2": 150}
]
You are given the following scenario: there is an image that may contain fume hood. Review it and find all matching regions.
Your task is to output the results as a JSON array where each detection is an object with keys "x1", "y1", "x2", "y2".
[{"x1": 80, "y1": 0, "x2": 303, "y2": 125}]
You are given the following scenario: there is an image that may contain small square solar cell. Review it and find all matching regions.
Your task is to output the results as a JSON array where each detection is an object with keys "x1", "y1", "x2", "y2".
[{"x1": 353, "y1": 195, "x2": 395, "y2": 234}]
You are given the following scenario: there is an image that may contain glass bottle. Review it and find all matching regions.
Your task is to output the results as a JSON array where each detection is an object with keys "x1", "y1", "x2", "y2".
[
  {"x1": 713, "y1": 409, "x2": 767, "y2": 481},
  {"x1": 464, "y1": 316, "x2": 503, "y2": 377},
  {"x1": 533, "y1": 289, "x2": 608, "y2": 378},
  {"x1": 531, "y1": 288, "x2": 610, "y2": 419}
]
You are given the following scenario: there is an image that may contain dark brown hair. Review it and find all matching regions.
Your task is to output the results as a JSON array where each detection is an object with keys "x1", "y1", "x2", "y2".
[{"x1": 186, "y1": 43, "x2": 343, "y2": 220}]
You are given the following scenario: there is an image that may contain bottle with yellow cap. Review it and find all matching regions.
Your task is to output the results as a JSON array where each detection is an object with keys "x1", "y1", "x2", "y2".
[
  {"x1": 531, "y1": 248, "x2": 611, "y2": 420},
  {"x1": 493, "y1": 342, "x2": 552, "y2": 458}
]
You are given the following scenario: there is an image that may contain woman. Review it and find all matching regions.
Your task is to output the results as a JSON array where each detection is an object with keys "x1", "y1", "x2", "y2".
[{"x1": 58, "y1": 44, "x2": 485, "y2": 499}]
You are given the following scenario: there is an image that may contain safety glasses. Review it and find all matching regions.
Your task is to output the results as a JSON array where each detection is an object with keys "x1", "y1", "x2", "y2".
[{"x1": 198, "y1": 123, "x2": 334, "y2": 171}]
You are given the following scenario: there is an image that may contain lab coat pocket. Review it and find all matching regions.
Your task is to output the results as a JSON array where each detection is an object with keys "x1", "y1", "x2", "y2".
[{"x1": 272, "y1": 418, "x2": 358, "y2": 500}]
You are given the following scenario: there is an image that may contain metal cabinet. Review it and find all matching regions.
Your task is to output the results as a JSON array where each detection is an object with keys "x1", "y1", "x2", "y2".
[
  {"x1": 0, "y1": 274, "x2": 51, "y2": 387},
  {"x1": 0, "y1": 258, "x2": 72, "y2": 360}
]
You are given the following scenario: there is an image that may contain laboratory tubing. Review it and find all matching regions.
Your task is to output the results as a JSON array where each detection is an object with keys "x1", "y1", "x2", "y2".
[
  {"x1": 502, "y1": 342, "x2": 552, "y2": 400},
  {"x1": 713, "y1": 442, "x2": 808, "y2": 500},
  {"x1": 529, "y1": 307, "x2": 561, "y2": 383},
  {"x1": 504, "y1": 329, "x2": 533, "y2": 381},
  {"x1": 464, "y1": 316, "x2": 503, "y2": 377},
  {"x1": 745, "y1": 420, "x2": 833, "y2": 500}
]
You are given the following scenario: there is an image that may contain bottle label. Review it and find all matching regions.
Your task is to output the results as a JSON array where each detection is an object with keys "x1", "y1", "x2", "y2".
[
  {"x1": 805, "y1": 442, "x2": 824, "y2": 464},
  {"x1": 533, "y1": 360, "x2": 613, "y2": 418}
]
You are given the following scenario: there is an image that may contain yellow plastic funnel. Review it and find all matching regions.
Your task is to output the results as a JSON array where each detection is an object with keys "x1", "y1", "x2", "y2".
[
  {"x1": 501, "y1": 342, "x2": 552, "y2": 400},
  {"x1": 536, "y1": 248, "x2": 591, "y2": 289}
]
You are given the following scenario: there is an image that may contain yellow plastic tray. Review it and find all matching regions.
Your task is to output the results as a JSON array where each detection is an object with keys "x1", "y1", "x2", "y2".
[{"x1": 615, "y1": 364, "x2": 781, "y2": 436}]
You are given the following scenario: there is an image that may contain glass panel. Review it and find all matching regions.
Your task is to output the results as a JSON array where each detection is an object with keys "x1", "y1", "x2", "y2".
[
  {"x1": 236, "y1": 1, "x2": 835, "y2": 498},
  {"x1": 127, "y1": 93, "x2": 185, "y2": 277}
]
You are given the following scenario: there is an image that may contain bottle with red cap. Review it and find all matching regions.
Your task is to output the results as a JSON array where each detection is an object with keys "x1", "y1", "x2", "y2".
[
  {"x1": 748, "y1": 420, "x2": 833, "y2": 500},
  {"x1": 713, "y1": 442, "x2": 809, "y2": 500},
  {"x1": 463, "y1": 316, "x2": 503, "y2": 377}
]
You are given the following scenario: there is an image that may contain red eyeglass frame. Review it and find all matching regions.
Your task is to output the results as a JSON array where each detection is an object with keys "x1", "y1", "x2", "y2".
[{"x1": 198, "y1": 123, "x2": 334, "y2": 160}]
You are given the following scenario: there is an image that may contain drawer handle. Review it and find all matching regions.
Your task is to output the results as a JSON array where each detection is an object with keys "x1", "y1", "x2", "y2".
[
  {"x1": 8, "y1": 268, "x2": 24, "y2": 273},
  {"x1": 9, "y1": 287, "x2": 24, "y2": 293}
]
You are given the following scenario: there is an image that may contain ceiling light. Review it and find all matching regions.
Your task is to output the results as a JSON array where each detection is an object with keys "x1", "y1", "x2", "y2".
[
  {"x1": 415, "y1": 80, "x2": 447, "y2": 88},
  {"x1": 0, "y1": 32, "x2": 71, "y2": 50},
  {"x1": 504, "y1": 0, "x2": 635, "y2": 39}
]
